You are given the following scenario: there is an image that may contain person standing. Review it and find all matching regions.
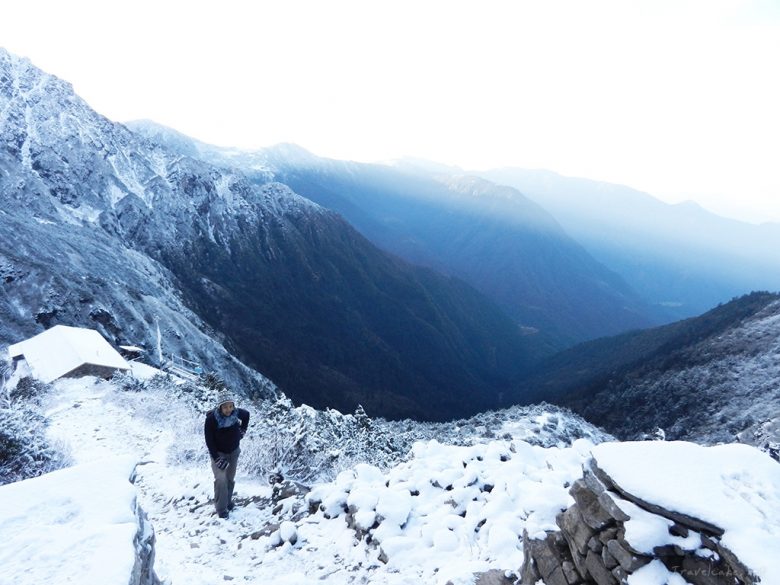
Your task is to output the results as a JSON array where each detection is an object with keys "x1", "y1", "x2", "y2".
[{"x1": 204, "y1": 389, "x2": 250, "y2": 518}]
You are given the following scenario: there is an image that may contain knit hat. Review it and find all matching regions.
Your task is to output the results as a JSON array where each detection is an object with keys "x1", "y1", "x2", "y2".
[{"x1": 216, "y1": 389, "x2": 236, "y2": 409}]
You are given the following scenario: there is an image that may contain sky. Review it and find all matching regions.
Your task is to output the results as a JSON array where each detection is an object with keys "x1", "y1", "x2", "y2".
[{"x1": 1, "y1": 0, "x2": 779, "y2": 223}]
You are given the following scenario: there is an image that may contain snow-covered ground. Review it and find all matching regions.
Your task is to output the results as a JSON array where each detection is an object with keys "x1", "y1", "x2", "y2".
[
  {"x1": 0, "y1": 457, "x2": 140, "y2": 585},
  {"x1": 594, "y1": 441, "x2": 780, "y2": 584},
  {"x1": 3, "y1": 374, "x2": 779, "y2": 585},
  {"x1": 0, "y1": 375, "x2": 602, "y2": 584}
]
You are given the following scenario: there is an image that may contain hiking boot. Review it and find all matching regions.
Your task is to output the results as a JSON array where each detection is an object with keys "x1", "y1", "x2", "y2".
[
  {"x1": 218, "y1": 510, "x2": 229, "y2": 519},
  {"x1": 228, "y1": 502, "x2": 235, "y2": 511}
]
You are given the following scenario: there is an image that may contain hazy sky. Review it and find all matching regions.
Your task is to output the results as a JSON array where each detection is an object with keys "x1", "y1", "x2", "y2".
[{"x1": 2, "y1": 0, "x2": 779, "y2": 223}]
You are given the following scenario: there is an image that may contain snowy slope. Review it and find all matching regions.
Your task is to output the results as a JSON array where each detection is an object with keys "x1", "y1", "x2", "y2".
[
  {"x1": 554, "y1": 294, "x2": 780, "y2": 447},
  {"x1": 0, "y1": 457, "x2": 145, "y2": 585},
  {"x1": 4, "y1": 372, "x2": 605, "y2": 584},
  {"x1": 3, "y1": 370, "x2": 779, "y2": 585},
  {"x1": 593, "y1": 441, "x2": 780, "y2": 584}
]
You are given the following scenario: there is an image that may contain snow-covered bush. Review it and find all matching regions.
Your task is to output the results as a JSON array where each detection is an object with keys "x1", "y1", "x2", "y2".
[
  {"x1": 0, "y1": 377, "x2": 71, "y2": 485},
  {"x1": 109, "y1": 371, "x2": 610, "y2": 486},
  {"x1": 111, "y1": 372, "x2": 210, "y2": 467}
]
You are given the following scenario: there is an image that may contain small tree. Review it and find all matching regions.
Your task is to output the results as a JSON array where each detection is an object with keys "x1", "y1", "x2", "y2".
[{"x1": 202, "y1": 372, "x2": 227, "y2": 391}]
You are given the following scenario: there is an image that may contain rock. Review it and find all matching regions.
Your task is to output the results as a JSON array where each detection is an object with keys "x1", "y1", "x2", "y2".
[
  {"x1": 568, "y1": 478, "x2": 629, "y2": 531},
  {"x1": 527, "y1": 532, "x2": 570, "y2": 585},
  {"x1": 653, "y1": 544, "x2": 685, "y2": 559},
  {"x1": 588, "y1": 536, "x2": 603, "y2": 553},
  {"x1": 558, "y1": 505, "x2": 595, "y2": 556},
  {"x1": 570, "y1": 550, "x2": 589, "y2": 583},
  {"x1": 582, "y1": 468, "x2": 609, "y2": 494},
  {"x1": 598, "y1": 527, "x2": 619, "y2": 545},
  {"x1": 601, "y1": 545, "x2": 619, "y2": 570},
  {"x1": 272, "y1": 479, "x2": 308, "y2": 503},
  {"x1": 249, "y1": 522, "x2": 279, "y2": 540},
  {"x1": 569, "y1": 479, "x2": 616, "y2": 530},
  {"x1": 611, "y1": 565, "x2": 629, "y2": 584},
  {"x1": 520, "y1": 531, "x2": 542, "y2": 584},
  {"x1": 538, "y1": 463, "x2": 759, "y2": 585},
  {"x1": 474, "y1": 569, "x2": 515, "y2": 584},
  {"x1": 713, "y1": 542, "x2": 759, "y2": 584},
  {"x1": 607, "y1": 539, "x2": 651, "y2": 573},
  {"x1": 561, "y1": 560, "x2": 583, "y2": 584},
  {"x1": 596, "y1": 492, "x2": 630, "y2": 524},
  {"x1": 680, "y1": 555, "x2": 739, "y2": 585},
  {"x1": 130, "y1": 503, "x2": 160, "y2": 585},
  {"x1": 700, "y1": 533, "x2": 719, "y2": 552},
  {"x1": 585, "y1": 550, "x2": 618, "y2": 585}
]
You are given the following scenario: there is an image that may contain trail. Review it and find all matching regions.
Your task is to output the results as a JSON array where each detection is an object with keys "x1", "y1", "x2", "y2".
[{"x1": 43, "y1": 378, "x2": 382, "y2": 584}]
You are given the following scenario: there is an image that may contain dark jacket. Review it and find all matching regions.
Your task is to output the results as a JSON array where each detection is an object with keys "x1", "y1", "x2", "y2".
[{"x1": 204, "y1": 408, "x2": 250, "y2": 460}]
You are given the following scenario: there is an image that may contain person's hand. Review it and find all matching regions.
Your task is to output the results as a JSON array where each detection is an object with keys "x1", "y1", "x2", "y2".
[
  {"x1": 215, "y1": 457, "x2": 229, "y2": 470},
  {"x1": 240, "y1": 428, "x2": 246, "y2": 438}
]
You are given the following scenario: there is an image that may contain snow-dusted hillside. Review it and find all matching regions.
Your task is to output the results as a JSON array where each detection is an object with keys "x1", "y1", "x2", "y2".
[
  {"x1": 0, "y1": 369, "x2": 607, "y2": 584},
  {"x1": 0, "y1": 48, "x2": 283, "y2": 394},
  {"x1": 557, "y1": 294, "x2": 780, "y2": 450},
  {"x1": 3, "y1": 370, "x2": 779, "y2": 585},
  {"x1": 2, "y1": 48, "x2": 555, "y2": 421}
]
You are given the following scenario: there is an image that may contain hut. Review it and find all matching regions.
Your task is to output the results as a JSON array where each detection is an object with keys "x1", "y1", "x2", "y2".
[{"x1": 8, "y1": 325, "x2": 130, "y2": 383}]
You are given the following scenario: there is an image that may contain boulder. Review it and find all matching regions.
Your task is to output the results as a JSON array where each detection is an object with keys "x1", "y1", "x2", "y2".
[{"x1": 585, "y1": 550, "x2": 617, "y2": 585}]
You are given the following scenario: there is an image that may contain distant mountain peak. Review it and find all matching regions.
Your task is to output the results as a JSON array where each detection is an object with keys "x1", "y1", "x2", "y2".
[
  {"x1": 124, "y1": 119, "x2": 200, "y2": 158},
  {"x1": 0, "y1": 48, "x2": 74, "y2": 109}
]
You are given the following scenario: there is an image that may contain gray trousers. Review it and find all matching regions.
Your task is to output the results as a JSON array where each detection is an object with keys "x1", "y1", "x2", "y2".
[{"x1": 210, "y1": 448, "x2": 240, "y2": 514}]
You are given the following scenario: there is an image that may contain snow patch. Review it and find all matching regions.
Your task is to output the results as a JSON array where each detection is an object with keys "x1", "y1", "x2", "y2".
[{"x1": 0, "y1": 457, "x2": 140, "y2": 585}]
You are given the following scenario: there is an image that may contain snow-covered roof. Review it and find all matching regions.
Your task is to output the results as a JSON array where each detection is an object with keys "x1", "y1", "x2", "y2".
[
  {"x1": 7, "y1": 325, "x2": 130, "y2": 383},
  {"x1": 118, "y1": 345, "x2": 145, "y2": 352}
]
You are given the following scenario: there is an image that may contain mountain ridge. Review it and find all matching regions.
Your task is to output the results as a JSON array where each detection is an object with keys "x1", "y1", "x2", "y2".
[
  {"x1": 128, "y1": 120, "x2": 663, "y2": 348},
  {"x1": 1, "y1": 48, "x2": 542, "y2": 420},
  {"x1": 521, "y1": 291, "x2": 780, "y2": 445},
  {"x1": 479, "y1": 166, "x2": 780, "y2": 319}
]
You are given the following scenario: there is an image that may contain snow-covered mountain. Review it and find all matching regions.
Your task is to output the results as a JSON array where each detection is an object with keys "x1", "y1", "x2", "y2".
[
  {"x1": 479, "y1": 167, "x2": 780, "y2": 320},
  {"x1": 0, "y1": 49, "x2": 276, "y2": 395},
  {"x1": 524, "y1": 292, "x2": 780, "y2": 450},
  {"x1": 127, "y1": 121, "x2": 662, "y2": 348},
  {"x1": 1, "y1": 48, "x2": 553, "y2": 420}
]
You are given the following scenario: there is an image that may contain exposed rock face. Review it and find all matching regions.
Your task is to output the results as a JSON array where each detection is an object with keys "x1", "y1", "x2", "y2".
[
  {"x1": 521, "y1": 458, "x2": 759, "y2": 585},
  {"x1": 131, "y1": 502, "x2": 160, "y2": 585}
]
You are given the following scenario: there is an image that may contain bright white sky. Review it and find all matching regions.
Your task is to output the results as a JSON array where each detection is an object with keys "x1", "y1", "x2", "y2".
[{"x1": 2, "y1": 0, "x2": 779, "y2": 223}]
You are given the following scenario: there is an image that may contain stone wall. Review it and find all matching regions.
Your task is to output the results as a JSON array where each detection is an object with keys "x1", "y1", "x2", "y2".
[{"x1": 520, "y1": 459, "x2": 758, "y2": 585}]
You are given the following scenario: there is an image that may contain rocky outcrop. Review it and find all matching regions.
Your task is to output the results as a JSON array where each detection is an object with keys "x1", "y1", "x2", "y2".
[
  {"x1": 521, "y1": 459, "x2": 758, "y2": 585},
  {"x1": 129, "y1": 467, "x2": 160, "y2": 585},
  {"x1": 131, "y1": 502, "x2": 160, "y2": 585}
]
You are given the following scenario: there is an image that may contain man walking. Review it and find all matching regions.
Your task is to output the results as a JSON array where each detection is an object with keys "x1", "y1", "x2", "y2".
[{"x1": 204, "y1": 389, "x2": 250, "y2": 518}]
